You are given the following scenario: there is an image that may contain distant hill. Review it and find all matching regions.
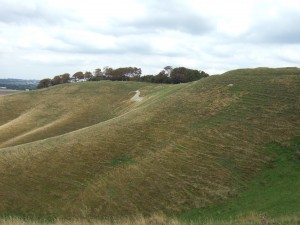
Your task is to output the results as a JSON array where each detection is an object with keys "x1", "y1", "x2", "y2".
[
  {"x1": 0, "y1": 78, "x2": 39, "y2": 90},
  {"x1": 0, "y1": 68, "x2": 299, "y2": 224}
]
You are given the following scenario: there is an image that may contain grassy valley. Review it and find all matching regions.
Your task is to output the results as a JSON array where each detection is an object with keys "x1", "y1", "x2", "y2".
[{"x1": 0, "y1": 68, "x2": 299, "y2": 224}]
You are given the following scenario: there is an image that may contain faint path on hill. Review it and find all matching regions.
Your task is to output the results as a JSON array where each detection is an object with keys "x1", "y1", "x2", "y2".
[{"x1": 131, "y1": 90, "x2": 143, "y2": 102}]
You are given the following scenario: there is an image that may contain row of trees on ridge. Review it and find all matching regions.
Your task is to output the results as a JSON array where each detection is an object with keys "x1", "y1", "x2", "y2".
[{"x1": 37, "y1": 66, "x2": 209, "y2": 89}]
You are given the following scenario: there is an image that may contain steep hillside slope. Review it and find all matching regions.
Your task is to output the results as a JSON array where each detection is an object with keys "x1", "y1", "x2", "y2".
[
  {"x1": 0, "y1": 81, "x2": 153, "y2": 148},
  {"x1": 0, "y1": 68, "x2": 299, "y2": 219}
]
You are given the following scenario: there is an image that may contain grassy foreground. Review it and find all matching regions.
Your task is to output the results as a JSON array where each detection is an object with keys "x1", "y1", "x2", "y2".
[
  {"x1": 0, "y1": 67, "x2": 299, "y2": 223},
  {"x1": 0, "y1": 214, "x2": 299, "y2": 225},
  {"x1": 179, "y1": 138, "x2": 300, "y2": 224}
]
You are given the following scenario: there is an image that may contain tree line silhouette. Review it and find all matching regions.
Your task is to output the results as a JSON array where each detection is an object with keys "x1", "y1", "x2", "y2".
[{"x1": 37, "y1": 66, "x2": 209, "y2": 89}]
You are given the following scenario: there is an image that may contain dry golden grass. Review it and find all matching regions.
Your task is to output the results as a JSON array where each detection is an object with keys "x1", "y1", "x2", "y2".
[
  {"x1": 0, "y1": 81, "x2": 155, "y2": 147},
  {"x1": 0, "y1": 68, "x2": 299, "y2": 219},
  {"x1": 0, "y1": 214, "x2": 182, "y2": 225},
  {"x1": 1, "y1": 213, "x2": 299, "y2": 225}
]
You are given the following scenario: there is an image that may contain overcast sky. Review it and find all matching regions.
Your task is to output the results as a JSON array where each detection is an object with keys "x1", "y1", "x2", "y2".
[{"x1": 1, "y1": 0, "x2": 300, "y2": 79}]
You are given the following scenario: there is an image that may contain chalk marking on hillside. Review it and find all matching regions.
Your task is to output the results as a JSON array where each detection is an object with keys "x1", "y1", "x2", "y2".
[{"x1": 131, "y1": 90, "x2": 143, "y2": 102}]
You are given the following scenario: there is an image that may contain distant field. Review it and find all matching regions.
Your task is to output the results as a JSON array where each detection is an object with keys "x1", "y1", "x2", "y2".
[
  {"x1": 0, "y1": 67, "x2": 299, "y2": 224},
  {"x1": 0, "y1": 78, "x2": 38, "y2": 90},
  {"x1": 0, "y1": 89, "x2": 22, "y2": 95}
]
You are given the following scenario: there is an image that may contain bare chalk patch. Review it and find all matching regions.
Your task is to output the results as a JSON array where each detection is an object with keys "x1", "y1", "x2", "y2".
[{"x1": 131, "y1": 90, "x2": 143, "y2": 102}]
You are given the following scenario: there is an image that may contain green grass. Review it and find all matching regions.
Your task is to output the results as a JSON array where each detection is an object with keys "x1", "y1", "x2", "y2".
[
  {"x1": 179, "y1": 138, "x2": 300, "y2": 222},
  {"x1": 111, "y1": 155, "x2": 135, "y2": 167},
  {"x1": 0, "y1": 67, "x2": 299, "y2": 221}
]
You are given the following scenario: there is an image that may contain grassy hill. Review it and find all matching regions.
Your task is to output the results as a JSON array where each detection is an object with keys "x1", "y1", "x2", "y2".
[{"x1": 0, "y1": 68, "x2": 299, "y2": 224}]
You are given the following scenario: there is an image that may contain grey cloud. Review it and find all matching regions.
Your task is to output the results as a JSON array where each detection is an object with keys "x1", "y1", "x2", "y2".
[
  {"x1": 276, "y1": 55, "x2": 300, "y2": 64},
  {"x1": 44, "y1": 36, "x2": 150, "y2": 56},
  {"x1": 96, "y1": 0, "x2": 213, "y2": 36},
  {"x1": 0, "y1": 1, "x2": 75, "y2": 25},
  {"x1": 45, "y1": 44, "x2": 151, "y2": 55},
  {"x1": 127, "y1": 13, "x2": 212, "y2": 35},
  {"x1": 245, "y1": 10, "x2": 300, "y2": 44},
  {"x1": 48, "y1": 41, "x2": 184, "y2": 57},
  {"x1": 44, "y1": 33, "x2": 186, "y2": 57}
]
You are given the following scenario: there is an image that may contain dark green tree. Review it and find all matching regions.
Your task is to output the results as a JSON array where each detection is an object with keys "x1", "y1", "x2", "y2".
[
  {"x1": 170, "y1": 67, "x2": 209, "y2": 84},
  {"x1": 164, "y1": 66, "x2": 173, "y2": 76},
  {"x1": 51, "y1": 73, "x2": 71, "y2": 86},
  {"x1": 90, "y1": 68, "x2": 107, "y2": 81},
  {"x1": 37, "y1": 78, "x2": 51, "y2": 89},
  {"x1": 61, "y1": 73, "x2": 71, "y2": 83},
  {"x1": 140, "y1": 75, "x2": 154, "y2": 82},
  {"x1": 103, "y1": 67, "x2": 114, "y2": 79},
  {"x1": 153, "y1": 70, "x2": 171, "y2": 83},
  {"x1": 51, "y1": 75, "x2": 63, "y2": 86},
  {"x1": 94, "y1": 68, "x2": 102, "y2": 77},
  {"x1": 72, "y1": 71, "x2": 84, "y2": 82},
  {"x1": 110, "y1": 67, "x2": 142, "y2": 81},
  {"x1": 84, "y1": 71, "x2": 93, "y2": 80}
]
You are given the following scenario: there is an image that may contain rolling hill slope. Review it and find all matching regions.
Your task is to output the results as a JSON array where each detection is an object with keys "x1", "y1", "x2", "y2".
[
  {"x1": 0, "y1": 68, "x2": 299, "y2": 220},
  {"x1": 0, "y1": 81, "x2": 154, "y2": 148}
]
